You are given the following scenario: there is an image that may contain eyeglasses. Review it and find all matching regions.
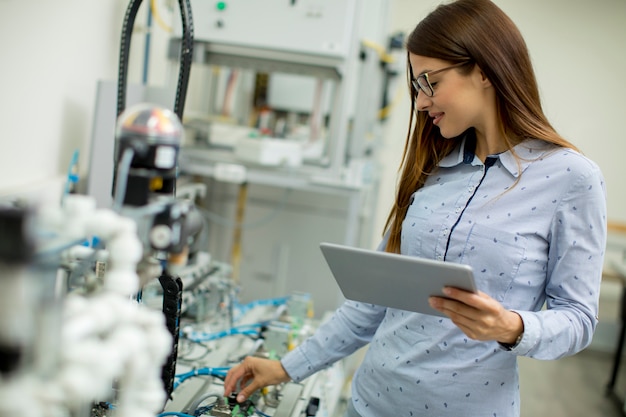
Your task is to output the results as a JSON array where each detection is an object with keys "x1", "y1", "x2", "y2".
[{"x1": 411, "y1": 61, "x2": 469, "y2": 97}]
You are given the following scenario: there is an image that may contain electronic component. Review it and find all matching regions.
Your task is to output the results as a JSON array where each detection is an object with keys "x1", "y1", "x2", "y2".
[
  {"x1": 305, "y1": 396, "x2": 320, "y2": 416},
  {"x1": 262, "y1": 322, "x2": 292, "y2": 358},
  {"x1": 114, "y1": 103, "x2": 183, "y2": 207},
  {"x1": 181, "y1": 0, "x2": 357, "y2": 59},
  {"x1": 209, "y1": 394, "x2": 256, "y2": 417},
  {"x1": 234, "y1": 137, "x2": 303, "y2": 167}
]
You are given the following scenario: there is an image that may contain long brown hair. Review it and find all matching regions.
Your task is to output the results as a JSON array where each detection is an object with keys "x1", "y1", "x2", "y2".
[{"x1": 384, "y1": 0, "x2": 577, "y2": 253}]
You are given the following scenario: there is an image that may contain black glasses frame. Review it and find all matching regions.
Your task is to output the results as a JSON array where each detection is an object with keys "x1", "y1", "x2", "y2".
[{"x1": 411, "y1": 61, "x2": 470, "y2": 97}]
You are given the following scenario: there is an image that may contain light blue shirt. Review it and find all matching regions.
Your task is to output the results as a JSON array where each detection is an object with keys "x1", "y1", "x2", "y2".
[{"x1": 281, "y1": 137, "x2": 607, "y2": 417}]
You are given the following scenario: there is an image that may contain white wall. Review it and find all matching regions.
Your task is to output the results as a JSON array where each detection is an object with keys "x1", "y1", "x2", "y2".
[{"x1": 0, "y1": 0, "x2": 134, "y2": 200}]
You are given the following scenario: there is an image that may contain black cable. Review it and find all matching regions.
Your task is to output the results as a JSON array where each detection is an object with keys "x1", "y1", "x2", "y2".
[
  {"x1": 173, "y1": 0, "x2": 194, "y2": 121},
  {"x1": 160, "y1": 273, "x2": 184, "y2": 399},
  {"x1": 177, "y1": 345, "x2": 212, "y2": 363},
  {"x1": 117, "y1": 0, "x2": 142, "y2": 117},
  {"x1": 116, "y1": 0, "x2": 194, "y2": 120},
  {"x1": 115, "y1": 0, "x2": 194, "y2": 198},
  {"x1": 112, "y1": 147, "x2": 135, "y2": 211},
  {"x1": 113, "y1": 0, "x2": 146, "y2": 198}
]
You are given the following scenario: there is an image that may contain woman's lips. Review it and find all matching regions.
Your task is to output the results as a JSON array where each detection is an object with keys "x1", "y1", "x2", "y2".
[{"x1": 430, "y1": 112, "x2": 444, "y2": 125}]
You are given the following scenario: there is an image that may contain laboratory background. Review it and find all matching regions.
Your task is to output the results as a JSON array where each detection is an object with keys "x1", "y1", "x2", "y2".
[{"x1": 0, "y1": 0, "x2": 625, "y2": 416}]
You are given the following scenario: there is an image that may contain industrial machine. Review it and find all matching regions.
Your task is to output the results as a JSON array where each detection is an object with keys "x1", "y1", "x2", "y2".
[
  {"x1": 0, "y1": 2, "x2": 398, "y2": 417},
  {"x1": 0, "y1": 198, "x2": 351, "y2": 417},
  {"x1": 0, "y1": 103, "x2": 352, "y2": 417},
  {"x1": 167, "y1": 0, "x2": 399, "y2": 316}
]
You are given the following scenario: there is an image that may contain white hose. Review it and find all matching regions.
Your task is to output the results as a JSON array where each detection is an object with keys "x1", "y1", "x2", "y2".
[{"x1": 3, "y1": 194, "x2": 174, "y2": 417}]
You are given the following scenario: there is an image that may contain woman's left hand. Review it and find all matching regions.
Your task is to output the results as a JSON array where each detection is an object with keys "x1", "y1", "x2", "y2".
[{"x1": 428, "y1": 287, "x2": 523, "y2": 344}]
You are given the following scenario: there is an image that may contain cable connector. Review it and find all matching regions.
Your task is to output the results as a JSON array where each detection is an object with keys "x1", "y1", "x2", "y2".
[{"x1": 209, "y1": 397, "x2": 232, "y2": 417}]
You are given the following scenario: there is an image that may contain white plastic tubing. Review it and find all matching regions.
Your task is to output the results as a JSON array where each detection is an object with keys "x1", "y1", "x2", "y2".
[{"x1": 0, "y1": 195, "x2": 172, "y2": 417}]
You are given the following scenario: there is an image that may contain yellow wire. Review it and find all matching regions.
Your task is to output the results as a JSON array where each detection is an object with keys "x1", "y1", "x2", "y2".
[
  {"x1": 150, "y1": 0, "x2": 173, "y2": 33},
  {"x1": 378, "y1": 77, "x2": 406, "y2": 120},
  {"x1": 231, "y1": 183, "x2": 248, "y2": 285},
  {"x1": 360, "y1": 39, "x2": 400, "y2": 118},
  {"x1": 361, "y1": 39, "x2": 395, "y2": 64}
]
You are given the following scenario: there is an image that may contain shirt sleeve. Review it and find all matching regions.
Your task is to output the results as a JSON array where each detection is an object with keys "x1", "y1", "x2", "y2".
[
  {"x1": 280, "y1": 300, "x2": 386, "y2": 382},
  {"x1": 510, "y1": 162, "x2": 607, "y2": 358},
  {"x1": 281, "y1": 233, "x2": 390, "y2": 381}
]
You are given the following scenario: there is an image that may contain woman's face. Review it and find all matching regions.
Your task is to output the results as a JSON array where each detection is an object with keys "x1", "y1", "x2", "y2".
[{"x1": 409, "y1": 54, "x2": 492, "y2": 139}]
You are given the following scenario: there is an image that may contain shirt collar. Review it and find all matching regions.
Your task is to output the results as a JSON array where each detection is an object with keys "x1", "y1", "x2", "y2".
[
  {"x1": 439, "y1": 136, "x2": 554, "y2": 177},
  {"x1": 498, "y1": 139, "x2": 555, "y2": 177},
  {"x1": 439, "y1": 130, "x2": 478, "y2": 168}
]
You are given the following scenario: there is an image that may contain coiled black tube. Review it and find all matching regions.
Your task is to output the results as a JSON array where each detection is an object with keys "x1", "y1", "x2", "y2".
[{"x1": 116, "y1": 0, "x2": 194, "y2": 121}]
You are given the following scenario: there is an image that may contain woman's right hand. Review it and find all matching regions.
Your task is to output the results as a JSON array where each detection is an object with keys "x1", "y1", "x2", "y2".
[{"x1": 223, "y1": 356, "x2": 291, "y2": 402}]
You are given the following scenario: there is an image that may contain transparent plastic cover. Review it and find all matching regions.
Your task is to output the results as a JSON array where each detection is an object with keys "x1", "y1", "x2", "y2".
[{"x1": 116, "y1": 103, "x2": 183, "y2": 144}]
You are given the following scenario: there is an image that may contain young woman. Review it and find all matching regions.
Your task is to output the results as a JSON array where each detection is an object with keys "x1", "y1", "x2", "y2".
[{"x1": 224, "y1": 1, "x2": 607, "y2": 416}]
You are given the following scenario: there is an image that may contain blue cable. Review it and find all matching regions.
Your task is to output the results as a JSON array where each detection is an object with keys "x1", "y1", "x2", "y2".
[
  {"x1": 235, "y1": 296, "x2": 289, "y2": 313},
  {"x1": 173, "y1": 367, "x2": 231, "y2": 389},
  {"x1": 184, "y1": 323, "x2": 267, "y2": 343},
  {"x1": 194, "y1": 405, "x2": 214, "y2": 416},
  {"x1": 157, "y1": 413, "x2": 195, "y2": 417},
  {"x1": 142, "y1": 4, "x2": 152, "y2": 85},
  {"x1": 34, "y1": 237, "x2": 91, "y2": 260},
  {"x1": 62, "y1": 149, "x2": 80, "y2": 202},
  {"x1": 233, "y1": 297, "x2": 290, "y2": 321}
]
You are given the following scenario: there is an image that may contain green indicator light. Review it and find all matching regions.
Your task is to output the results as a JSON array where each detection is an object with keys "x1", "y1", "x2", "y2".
[{"x1": 216, "y1": 1, "x2": 226, "y2": 11}]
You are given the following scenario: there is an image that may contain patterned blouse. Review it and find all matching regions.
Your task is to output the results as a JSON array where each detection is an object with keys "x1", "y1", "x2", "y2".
[{"x1": 281, "y1": 136, "x2": 607, "y2": 417}]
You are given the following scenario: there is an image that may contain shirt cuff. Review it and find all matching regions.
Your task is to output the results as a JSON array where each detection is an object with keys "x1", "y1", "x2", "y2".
[
  {"x1": 500, "y1": 309, "x2": 540, "y2": 354},
  {"x1": 280, "y1": 346, "x2": 314, "y2": 383}
]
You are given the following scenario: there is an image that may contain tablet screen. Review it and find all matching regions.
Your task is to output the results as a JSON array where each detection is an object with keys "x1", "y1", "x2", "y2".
[{"x1": 320, "y1": 242, "x2": 477, "y2": 317}]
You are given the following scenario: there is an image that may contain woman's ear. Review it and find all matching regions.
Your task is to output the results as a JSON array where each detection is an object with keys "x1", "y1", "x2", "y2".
[{"x1": 478, "y1": 67, "x2": 493, "y2": 89}]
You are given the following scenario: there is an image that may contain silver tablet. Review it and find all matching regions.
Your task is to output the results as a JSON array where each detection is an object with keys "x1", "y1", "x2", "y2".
[{"x1": 320, "y1": 242, "x2": 477, "y2": 317}]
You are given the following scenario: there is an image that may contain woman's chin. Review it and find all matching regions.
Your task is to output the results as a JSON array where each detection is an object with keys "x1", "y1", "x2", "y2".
[
  {"x1": 435, "y1": 123, "x2": 467, "y2": 140},
  {"x1": 437, "y1": 128, "x2": 458, "y2": 139}
]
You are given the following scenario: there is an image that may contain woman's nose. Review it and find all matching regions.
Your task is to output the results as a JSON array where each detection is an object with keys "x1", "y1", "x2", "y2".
[{"x1": 415, "y1": 90, "x2": 432, "y2": 112}]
